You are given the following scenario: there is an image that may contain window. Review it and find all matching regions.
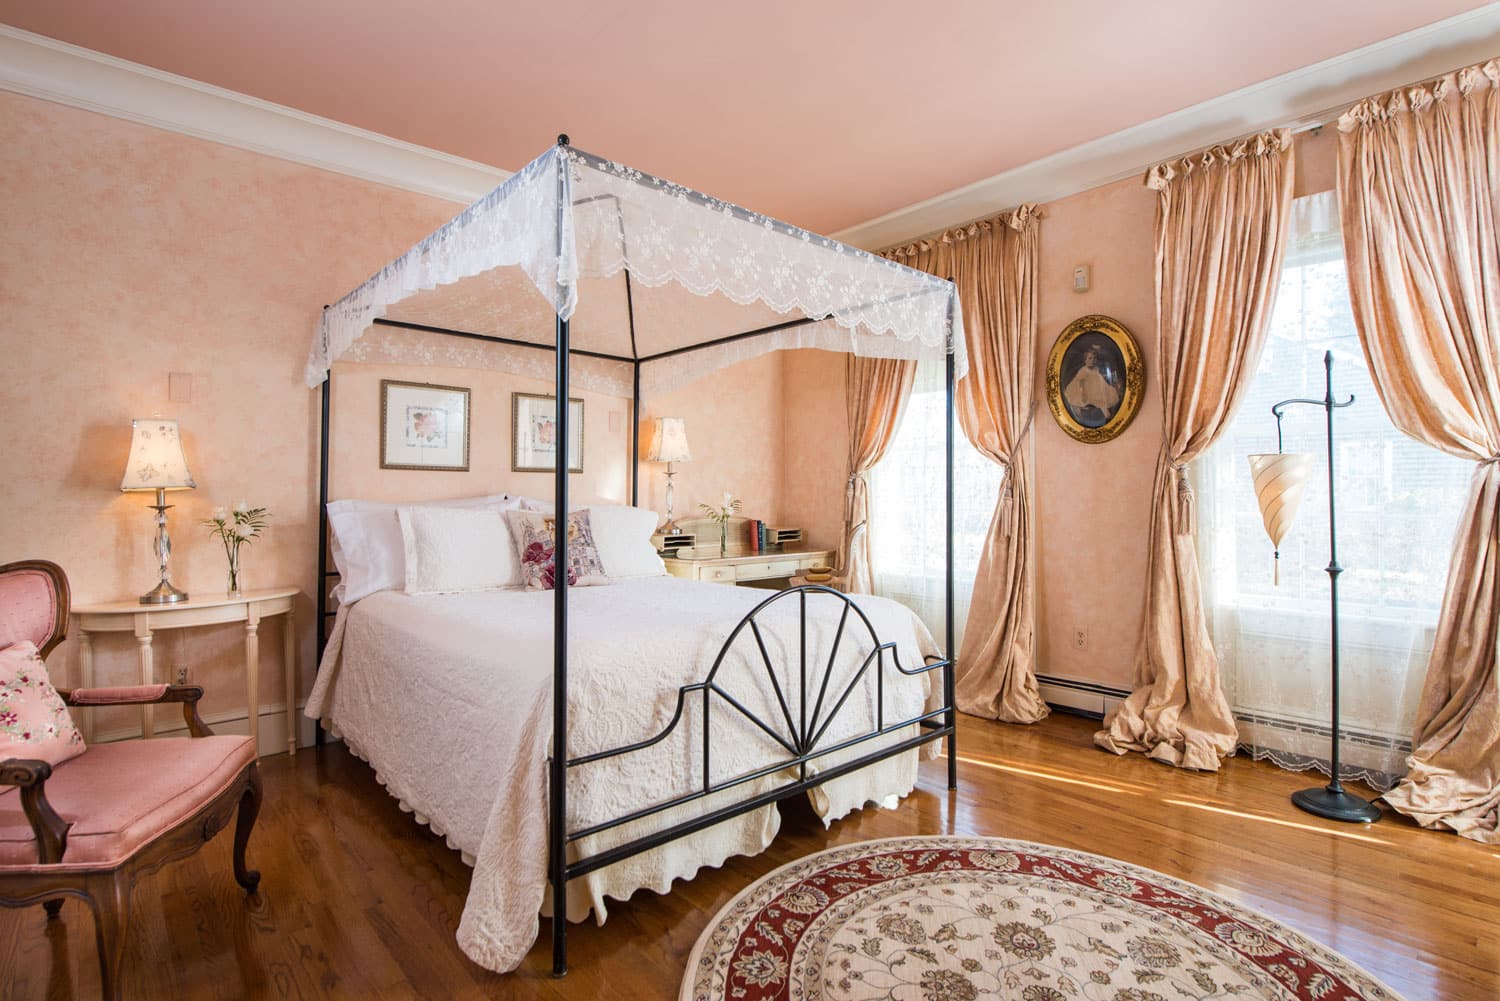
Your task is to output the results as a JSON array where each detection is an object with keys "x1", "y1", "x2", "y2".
[
  {"x1": 1197, "y1": 190, "x2": 1471, "y2": 787},
  {"x1": 870, "y1": 357, "x2": 1004, "y2": 650}
]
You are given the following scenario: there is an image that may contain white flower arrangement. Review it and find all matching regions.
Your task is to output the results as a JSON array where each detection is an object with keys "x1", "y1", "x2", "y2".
[{"x1": 203, "y1": 502, "x2": 268, "y2": 594}]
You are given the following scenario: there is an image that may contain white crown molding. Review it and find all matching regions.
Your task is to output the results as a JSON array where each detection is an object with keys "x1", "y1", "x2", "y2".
[
  {"x1": 0, "y1": 24, "x2": 508, "y2": 205},
  {"x1": 835, "y1": 5, "x2": 1500, "y2": 250}
]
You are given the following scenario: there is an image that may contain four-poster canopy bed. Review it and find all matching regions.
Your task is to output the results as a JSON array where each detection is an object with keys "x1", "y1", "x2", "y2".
[{"x1": 303, "y1": 136, "x2": 966, "y2": 976}]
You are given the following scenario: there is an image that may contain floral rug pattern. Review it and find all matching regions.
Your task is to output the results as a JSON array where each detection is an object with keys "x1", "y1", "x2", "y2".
[{"x1": 682, "y1": 837, "x2": 1401, "y2": 1001}]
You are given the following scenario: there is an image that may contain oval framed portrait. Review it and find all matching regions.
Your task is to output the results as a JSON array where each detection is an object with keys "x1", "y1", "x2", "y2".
[{"x1": 1046, "y1": 315, "x2": 1144, "y2": 444}]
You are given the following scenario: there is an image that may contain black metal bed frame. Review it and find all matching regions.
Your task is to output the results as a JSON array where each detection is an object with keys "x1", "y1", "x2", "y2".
[{"x1": 314, "y1": 136, "x2": 958, "y2": 977}]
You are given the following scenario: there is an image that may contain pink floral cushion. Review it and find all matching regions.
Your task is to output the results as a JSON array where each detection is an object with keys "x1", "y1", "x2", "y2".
[
  {"x1": 504, "y1": 509, "x2": 610, "y2": 591},
  {"x1": 0, "y1": 641, "x2": 84, "y2": 768}
]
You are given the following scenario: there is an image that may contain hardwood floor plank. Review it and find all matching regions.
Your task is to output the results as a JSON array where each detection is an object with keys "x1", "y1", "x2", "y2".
[{"x1": 2, "y1": 713, "x2": 1493, "y2": 999}]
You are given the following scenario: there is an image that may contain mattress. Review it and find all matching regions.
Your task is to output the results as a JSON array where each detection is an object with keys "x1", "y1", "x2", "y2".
[{"x1": 305, "y1": 576, "x2": 940, "y2": 972}]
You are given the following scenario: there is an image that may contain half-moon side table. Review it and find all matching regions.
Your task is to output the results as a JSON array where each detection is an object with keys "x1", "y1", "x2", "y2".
[{"x1": 71, "y1": 587, "x2": 300, "y2": 757}]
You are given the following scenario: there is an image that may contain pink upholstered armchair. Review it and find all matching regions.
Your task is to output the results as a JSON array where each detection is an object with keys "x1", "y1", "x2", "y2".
[{"x1": 0, "y1": 560, "x2": 262, "y2": 1001}]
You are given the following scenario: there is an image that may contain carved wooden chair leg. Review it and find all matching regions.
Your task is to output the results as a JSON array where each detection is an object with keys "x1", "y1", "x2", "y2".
[
  {"x1": 84, "y1": 871, "x2": 133, "y2": 1001},
  {"x1": 233, "y1": 763, "x2": 263, "y2": 894},
  {"x1": 43, "y1": 898, "x2": 64, "y2": 918}
]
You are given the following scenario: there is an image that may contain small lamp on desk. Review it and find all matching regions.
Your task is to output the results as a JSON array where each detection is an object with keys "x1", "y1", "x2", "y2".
[
  {"x1": 120, "y1": 417, "x2": 196, "y2": 604},
  {"x1": 642, "y1": 417, "x2": 691, "y2": 532}
]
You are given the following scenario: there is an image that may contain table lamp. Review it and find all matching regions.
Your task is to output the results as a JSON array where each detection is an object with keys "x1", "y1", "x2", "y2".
[
  {"x1": 121, "y1": 417, "x2": 196, "y2": 604},
  {"x1": 643, "y1": 417, "x2": 691, "y2": 532}
]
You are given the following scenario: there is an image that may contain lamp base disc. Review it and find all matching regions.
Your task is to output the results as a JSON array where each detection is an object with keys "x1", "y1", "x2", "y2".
[
  {"x1": 139, "y1": 581, "x2": 189, "y2": 605},
  {"x1": 1291, "y1": 785, "x2": 1381, "y2": 824}
]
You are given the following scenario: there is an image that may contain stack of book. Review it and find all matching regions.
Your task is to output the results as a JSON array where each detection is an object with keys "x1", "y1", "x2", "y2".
[{"x1": 742, "y1": 521, "x2": 802, "y2": 554}]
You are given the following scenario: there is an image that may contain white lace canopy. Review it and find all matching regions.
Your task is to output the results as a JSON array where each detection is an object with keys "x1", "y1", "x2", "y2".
[{"x1": 306, "y1": 144, "x2": 965, "y2": 396}]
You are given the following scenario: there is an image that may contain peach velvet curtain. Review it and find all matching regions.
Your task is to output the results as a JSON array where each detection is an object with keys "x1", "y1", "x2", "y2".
[
  {"x1": 1338, "y1": 62, "x2": 1500, "y2": 843},
  {"x1": 841, "y1": 356, "x2": 916, "y2": 595},
  {"x1": 1095, "y1": 130, "x2": 1295, "y2": 770},
  {"x1": 884, "y1": 208, "x2": 1049, "y2": 723}
]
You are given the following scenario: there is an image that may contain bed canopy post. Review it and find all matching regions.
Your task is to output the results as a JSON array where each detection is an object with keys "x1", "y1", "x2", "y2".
[
  {"x1": 315, "y1": 328, "x2": 332, "y2": 748},
  {"x1": 944, "y1": 339, "x2": 957, "y2": 790},
  {"x1": 549, "y1": 133, "x2": 572, "y2": 979},
  {"x1": 630, "y1": 363, "x2": 641, "y2": 506}
]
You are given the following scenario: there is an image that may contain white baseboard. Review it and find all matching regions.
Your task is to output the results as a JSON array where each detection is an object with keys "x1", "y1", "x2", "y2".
[{"x1": 86, "y1": 701, "x2": 323, "y2": 758}]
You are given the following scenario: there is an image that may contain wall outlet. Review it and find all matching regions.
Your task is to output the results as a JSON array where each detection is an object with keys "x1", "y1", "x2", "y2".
[
  {"x1": 1072, "y1": 265, "x2": 1091, "y2": 293},
  {"x1": 175, "y1": 666, "x2": 188, "y2": 685},
  {"x1": 1073, "y1": 628, "x2": 1087, "y2": 650}
]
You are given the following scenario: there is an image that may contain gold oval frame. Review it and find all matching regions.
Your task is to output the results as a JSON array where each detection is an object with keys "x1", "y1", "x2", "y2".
[{"x1": 1046, "y1": 314, "x2": 1145, "y2": 444}]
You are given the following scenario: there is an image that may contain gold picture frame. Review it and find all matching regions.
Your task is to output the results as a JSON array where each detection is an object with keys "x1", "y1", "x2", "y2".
[
  {"x1": 1046, "y1": 314, "x2": 1144, "y2": 444},
  {"x1": 511, "y1": 392, "x2": 584, "y2": 473},
  {"x1": 380, "y1": 379, "x2": 471, "y2": 470}
]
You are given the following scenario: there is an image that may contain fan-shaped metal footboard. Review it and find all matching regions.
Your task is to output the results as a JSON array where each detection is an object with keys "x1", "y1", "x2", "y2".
[{"x1": 554, "y1": 583, "x2": 956, "y2": 882}]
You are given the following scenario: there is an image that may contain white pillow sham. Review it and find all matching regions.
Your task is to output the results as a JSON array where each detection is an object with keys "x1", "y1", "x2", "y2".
[
  {"x1": 587, "y1": 505, "x2": 666, "y2": 579},
  {"x1": 398, "y1": 506, "x2": 519, "y2": 594},
  {"x1": 328, "y1": 493, "x2": 523, "y2": 602}
]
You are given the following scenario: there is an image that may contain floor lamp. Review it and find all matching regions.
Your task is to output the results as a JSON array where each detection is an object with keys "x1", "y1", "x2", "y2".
[{"x1": 1248, "y1": 351, "x2": 1381, "y2": 824}]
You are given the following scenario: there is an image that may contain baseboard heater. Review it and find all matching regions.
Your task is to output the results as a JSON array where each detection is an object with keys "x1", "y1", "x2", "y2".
[{"x1": 1036, "y1": 674, "x2": 1130, "y2": 720}]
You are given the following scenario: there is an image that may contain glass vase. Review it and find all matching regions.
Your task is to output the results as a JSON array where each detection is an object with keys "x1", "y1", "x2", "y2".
[
  {"x1": 719, "y1": 522, "x2": 727, "y2": 558},
  {"x1": 226, "y1": 546, "x2": 243, "y2": 598}
]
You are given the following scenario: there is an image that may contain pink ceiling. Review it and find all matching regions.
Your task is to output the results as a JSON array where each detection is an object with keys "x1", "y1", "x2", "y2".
[{"x1": 1, "y1": 1, "x2": 1487, "y2": 233}]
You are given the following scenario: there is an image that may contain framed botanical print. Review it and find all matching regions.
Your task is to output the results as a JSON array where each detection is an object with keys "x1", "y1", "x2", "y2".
[
  {"x1": 380, "y1": 380, "x2": 471, "y2": 470},
  {"x1": 1046, "y1": 315, "x2": 1145, "y2": 444},
  {"x1": 512, "y1": 393, "x2": 584, "y2": 473}
]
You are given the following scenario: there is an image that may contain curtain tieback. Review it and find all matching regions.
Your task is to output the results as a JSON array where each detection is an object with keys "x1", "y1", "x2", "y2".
[
  {"x1": 1174, "y1": 461, "x2": 1194, "y2": 535},
  {"x1": 999, "y1": 405, "x2": 1038, "y2": 539}
]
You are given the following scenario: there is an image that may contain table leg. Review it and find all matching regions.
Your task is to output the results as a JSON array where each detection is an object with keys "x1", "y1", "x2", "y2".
[
  {"x1": 134, "y1": 616, "x2": 154, "y2": 739},
  {"x1": 77, "y1": 627, "x2": 95, "y2": 742},
  {"x1": 245, "y1": 607, "x2": 261, "y2": 756},
  {"x1": 282, "y1": 608, "x2": 297, "y2": 757}
]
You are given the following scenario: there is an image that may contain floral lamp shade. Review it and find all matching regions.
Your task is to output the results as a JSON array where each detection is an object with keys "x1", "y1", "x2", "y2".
[
  {"x1": 1248, "y1": 452, "x2": 1312, "y2": 584},
  {"x1": 120, "y1": 418, "x2": 195, "y2": 491},
  {"x1": 643, "y1": 417, "x2": 691, "y2": 464}
]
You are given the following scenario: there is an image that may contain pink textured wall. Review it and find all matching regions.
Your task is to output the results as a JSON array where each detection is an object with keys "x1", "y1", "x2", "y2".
[
  {"x1": 778, "y1": 349, "x2": 847, "y2": 552},
  {"x1": 0, "y1": 92, "x2": 461, "y2": 740},
  {"x1": 328, "y1": 362, "x2": 631, "y2": 506},
  {"x1": 1033, "y1": 177, "x2": 1162, "y2": 689},
  {"x1": 640, "y1": 352, "x2": 786, "y2": 532}
]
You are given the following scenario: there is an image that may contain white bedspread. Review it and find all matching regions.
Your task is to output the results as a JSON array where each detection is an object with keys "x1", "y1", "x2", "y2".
[{"x1": 304, "y1": 577, "x2": 940, "y2": 973}]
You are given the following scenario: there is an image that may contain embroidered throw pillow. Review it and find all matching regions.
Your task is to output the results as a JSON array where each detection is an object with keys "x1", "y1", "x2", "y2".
[
  {"x1": 505, "y1": 509, "x2": 610, "y2": 591},
  {"x1": 0, "y1": 641, "x2": 85, "y2": 767}
]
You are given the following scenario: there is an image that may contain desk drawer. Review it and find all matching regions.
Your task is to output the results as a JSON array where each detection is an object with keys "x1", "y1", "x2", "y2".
[
  {"x1": 734, "y1": 559, "x2": 799, "y2": 581},
  {"x1": 703, "y1": 566, "x2": 739, "y2": 584}
]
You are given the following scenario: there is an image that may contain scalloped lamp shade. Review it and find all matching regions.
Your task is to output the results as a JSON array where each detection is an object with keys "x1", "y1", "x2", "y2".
[
  {"x1": 1248, "y1": 452, "x2": 1312, "y2": 584},
  {"x1": 642, "y1": 417, "x2": 691, "y2": 464},
  {"x1": 120, "y1": 418, "x2": 196, "y2": 491}
]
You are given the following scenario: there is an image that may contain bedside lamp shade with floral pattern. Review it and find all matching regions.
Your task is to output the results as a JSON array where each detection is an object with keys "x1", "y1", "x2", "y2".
[{"x1": 121, "y1": 418, "x2": 195, "y2": 604}]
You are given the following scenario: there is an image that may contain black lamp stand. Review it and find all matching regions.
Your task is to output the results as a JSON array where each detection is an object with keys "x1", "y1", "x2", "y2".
[{"x1": 1271, "y1": 351, "x2": 1381, "y2": 824}]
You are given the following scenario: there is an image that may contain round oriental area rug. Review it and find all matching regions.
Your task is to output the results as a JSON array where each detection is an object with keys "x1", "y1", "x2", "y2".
[{"x1": 682, "y1": 836, "x2": 1402, "y2": 1001}]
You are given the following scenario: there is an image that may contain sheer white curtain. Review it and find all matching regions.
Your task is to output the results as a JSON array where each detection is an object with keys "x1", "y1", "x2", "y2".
[
  {"x1": 1198, "y1": 191, "x2": 1472, "y2": 789},
  {"x1": 870, "y1": 358, "x2": 1003, "y2": 650}
]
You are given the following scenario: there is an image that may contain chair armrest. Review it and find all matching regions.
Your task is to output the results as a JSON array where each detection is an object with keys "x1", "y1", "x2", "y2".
[
  {"x1": 0, "y1": 758, "x2": 69, "y2": 864},
  {"x1": 58, "y1": 685, "x2": 213, "y2": 738}
]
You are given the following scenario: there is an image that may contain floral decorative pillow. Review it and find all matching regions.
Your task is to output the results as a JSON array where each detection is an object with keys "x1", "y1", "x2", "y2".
[
  {"x1": 504, "y1": 510, "x2": 610, "y2": 591},
  {"x1": 0, "y1": 641, "x2": 85, "y2": 767}
]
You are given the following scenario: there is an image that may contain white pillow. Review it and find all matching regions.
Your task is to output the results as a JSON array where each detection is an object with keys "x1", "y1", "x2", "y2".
[
  {"x1": 587, "y1": 505, "x2": 666, "y2": 579},
  {"x1": 328, "y1": 493, "x2": 522, "y2": 602},
  {"x1": 398, "y1": 506, "x2": 519, "y2": 594}
]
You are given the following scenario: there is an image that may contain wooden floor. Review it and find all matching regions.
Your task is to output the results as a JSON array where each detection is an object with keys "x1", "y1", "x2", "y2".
[{"x1": 2, "y1": 713, "x2": 1495, "y2": 1000}]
